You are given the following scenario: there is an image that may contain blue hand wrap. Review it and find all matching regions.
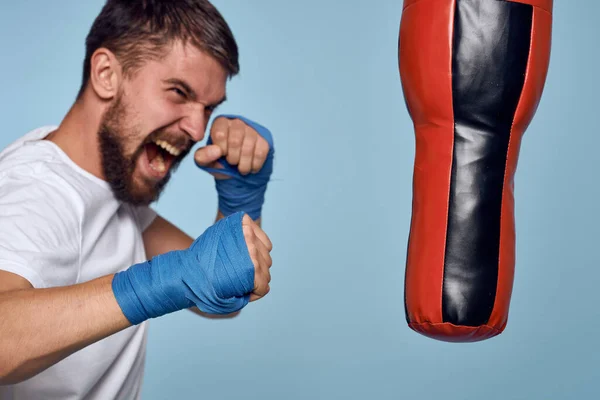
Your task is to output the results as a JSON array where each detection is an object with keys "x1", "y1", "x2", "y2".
[
  {"x1": 112, "y1": 212, "x2": 254, "y2": 325},
  {"x1": 197, "y1": 115, "x2": 274, "y2": 220}
]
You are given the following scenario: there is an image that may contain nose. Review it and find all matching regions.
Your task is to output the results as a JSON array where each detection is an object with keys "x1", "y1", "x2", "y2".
[{"x1": 179, "y1": 105, "x2": 208, "y2": 142}]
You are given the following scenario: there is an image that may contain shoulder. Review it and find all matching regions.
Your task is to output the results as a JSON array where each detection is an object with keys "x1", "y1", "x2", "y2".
[
  {"x1": 0, "y1": 161, "x2": 85, "y2": 221},
  {"x1": 0, "y1": 127, "x2": 87, "y2": 220},
  {"x1": 0, "y1": 168, "x2": 84, "y2": 288},
  {"x1": 0, "y1": 140, "x2": 87, "y2": 257}
]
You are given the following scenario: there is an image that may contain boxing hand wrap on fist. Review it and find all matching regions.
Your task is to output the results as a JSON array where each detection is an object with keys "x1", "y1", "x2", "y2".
[
  {"x1": 195, "y1": 115, "x2": 274, "y2": 221},
  {"x1": 112, "y1": 212, "x2": 272, "y2": 325}
]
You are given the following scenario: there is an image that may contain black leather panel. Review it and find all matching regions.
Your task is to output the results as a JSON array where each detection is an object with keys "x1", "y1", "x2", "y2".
[{"x1": 443, "y1": 0, "x2": 533, "y2": 326}]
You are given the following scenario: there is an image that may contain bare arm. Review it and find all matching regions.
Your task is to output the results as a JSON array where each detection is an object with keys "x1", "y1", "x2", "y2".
[
  {"x1": 0, "y1": 210, "x2": 264, "y2": 384},
  {"x1": 0, "y1": 271, "x2": 130, "y2": 385},
  {"x1": 142, "y1": 214, "x2": 194, "y2": 259}
]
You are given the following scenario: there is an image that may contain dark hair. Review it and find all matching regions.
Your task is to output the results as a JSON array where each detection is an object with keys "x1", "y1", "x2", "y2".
[{"x1": 77, "y1": 0, "x2": 239, "y2": 98}]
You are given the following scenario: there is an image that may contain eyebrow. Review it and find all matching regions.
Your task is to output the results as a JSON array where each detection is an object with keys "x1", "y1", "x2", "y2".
[{"x1": 164, "y1": 78, "x2": 227, "y2": 108}]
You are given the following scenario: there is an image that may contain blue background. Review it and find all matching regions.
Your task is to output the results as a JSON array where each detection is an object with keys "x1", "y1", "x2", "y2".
[{"x1": 1, "y1": 0, "x2": 599, "y2": 399}]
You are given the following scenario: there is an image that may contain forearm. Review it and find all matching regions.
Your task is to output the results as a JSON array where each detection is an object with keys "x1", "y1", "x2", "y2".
[{"x1": 0, "y1": 275, "x2": 129, "y2": 385}]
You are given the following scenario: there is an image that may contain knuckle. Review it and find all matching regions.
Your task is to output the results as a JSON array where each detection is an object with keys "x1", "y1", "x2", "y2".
[
  {"x1": 212, "y1": 119, "x2": 229, "y2": 134},
  {"x1": 229, "y1": 135, "x2": 243, "y2": 147},
  {"x1": 231, "y1": 119, "x2": 245, "y2": 129},
  {"x1": 226, "y1": 152, "x2": 240, "y2": 164},
  {"x1": 242, "y1": 142, "x2": 255, "y2": 154},
  {"x1": 245, "y1": 129, "x2": 258, "y2": 141},
  {"x1": 259, "y1": 268, "x2": 268, "y2": 280},
  {"x1": 254, "y1": 148, "x2": 266, "y2": 160},
  {"x1": 213, "y1": 129, "x2": 226, "y2": 141},
  {"x1": 262, "y1": 235, "x2": 273, "y2": 251},
  {"x1": 258, "y1": 137, "x2": 269, "y2": 149}
]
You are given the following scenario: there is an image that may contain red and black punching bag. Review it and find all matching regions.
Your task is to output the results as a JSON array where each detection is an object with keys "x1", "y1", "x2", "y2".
[{"x1": 399, "y1": 0, "x2": 553, "y2": 342}]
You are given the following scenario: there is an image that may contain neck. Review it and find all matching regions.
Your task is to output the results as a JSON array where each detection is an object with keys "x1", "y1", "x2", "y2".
[{"x1": 47, "y1": 95, "x2": 106, "y2": 180}]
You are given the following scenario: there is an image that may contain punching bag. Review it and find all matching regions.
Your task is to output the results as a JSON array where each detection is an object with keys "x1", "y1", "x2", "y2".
[{"x1": 399, "y1": 0, "x2": 553, "y2": 342}]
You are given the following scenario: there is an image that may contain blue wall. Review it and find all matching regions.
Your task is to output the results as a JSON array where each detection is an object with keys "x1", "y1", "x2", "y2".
[{"x1": 1, "y1": 1, "x2": 598, "y2": 398}]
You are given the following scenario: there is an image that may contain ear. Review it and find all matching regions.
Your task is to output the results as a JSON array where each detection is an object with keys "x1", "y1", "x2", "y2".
[{"x1": 89, "y1": 48, "x2": 122, "y2": 100}]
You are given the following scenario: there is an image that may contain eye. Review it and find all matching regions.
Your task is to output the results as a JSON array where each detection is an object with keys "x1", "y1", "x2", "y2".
[{"x1": 170, "y1": 88, "x2": 187, "y2": 98}]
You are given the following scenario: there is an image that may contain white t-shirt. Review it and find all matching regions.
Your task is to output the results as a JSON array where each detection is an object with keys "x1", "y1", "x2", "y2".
[{"x1": 0, "y1": 126, "x2": 157, "y2": 400}]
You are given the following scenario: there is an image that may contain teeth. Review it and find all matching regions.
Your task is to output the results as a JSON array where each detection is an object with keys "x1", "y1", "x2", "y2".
[
  {"x1": 154, "y1": 139, "x2": 182, "y2": 157},
  {"x1": 149, "y1": 153, "x2": 166, "y2": 173}
]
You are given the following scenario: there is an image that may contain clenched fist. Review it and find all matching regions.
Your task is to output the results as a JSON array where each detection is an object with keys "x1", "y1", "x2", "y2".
[
  {"x1": 195, "y1": 115, "x2": 274, "y2": 220},
  {"x1": 195, "y1": 116, "x2": 271, "y2": 176}
]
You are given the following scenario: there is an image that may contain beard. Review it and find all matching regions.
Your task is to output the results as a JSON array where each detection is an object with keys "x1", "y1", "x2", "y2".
[{"x1": 98, "y1": 92, "x2": 190, "y2": 206}]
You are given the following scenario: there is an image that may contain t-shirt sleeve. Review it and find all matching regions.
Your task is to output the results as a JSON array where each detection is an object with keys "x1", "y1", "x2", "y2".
[{"x1": 0, "y1": 174, "x2": 81, "y2": 289}]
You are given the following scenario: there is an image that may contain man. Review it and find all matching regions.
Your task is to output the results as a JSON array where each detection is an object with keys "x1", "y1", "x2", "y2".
[{"x1": 0, "y1": 0, "x2": 274, "y2": 398}]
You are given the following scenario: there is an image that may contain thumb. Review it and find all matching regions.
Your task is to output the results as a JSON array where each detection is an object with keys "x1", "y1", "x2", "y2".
[
  {"x1": 241, "y1": 213, "x2": 255, "y2": 229},
  {"x1": 194, "y1": 144, "x2": 222, "y2": 167}
]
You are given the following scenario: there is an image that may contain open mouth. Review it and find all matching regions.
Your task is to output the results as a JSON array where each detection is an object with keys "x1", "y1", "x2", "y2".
[{"x1": 142, "y1": 139, "x2": 184, "y2": 178}]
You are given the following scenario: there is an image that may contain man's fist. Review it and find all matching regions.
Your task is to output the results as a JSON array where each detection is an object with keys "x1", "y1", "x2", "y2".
[
  {"x1": 195, "y1": 116, "x2": 271, "y2": 177},
  {"x1": 112, "y1": 212, "x2": 273, "y2": 324},
  {"x1": 194, "y1": 115, "x2": 274, "y2": 221}
]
